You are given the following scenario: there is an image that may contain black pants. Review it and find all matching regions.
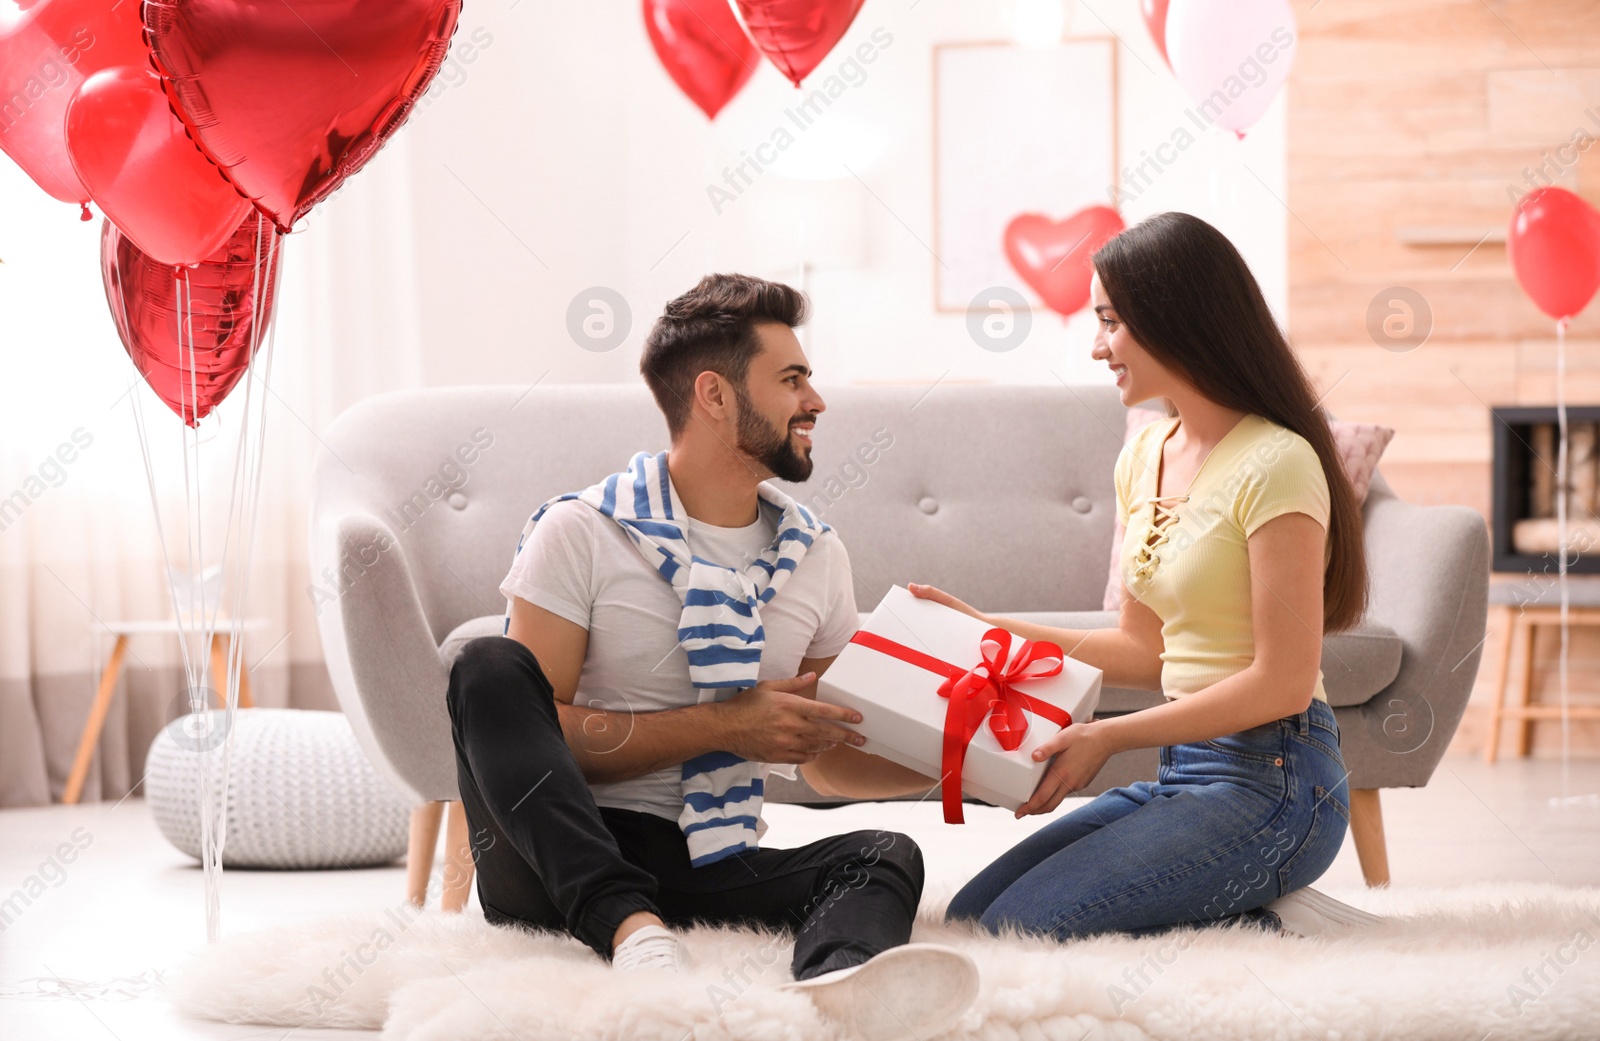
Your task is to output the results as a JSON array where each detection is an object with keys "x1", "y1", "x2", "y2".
[{"x1": 445, "y1": 636, "x2": 925, "y2": 980}]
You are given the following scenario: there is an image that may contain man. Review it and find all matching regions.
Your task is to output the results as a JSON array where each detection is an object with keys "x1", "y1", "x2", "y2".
[{"x1": 446, "y1": 273, "x2": 979, "y2": 1041}]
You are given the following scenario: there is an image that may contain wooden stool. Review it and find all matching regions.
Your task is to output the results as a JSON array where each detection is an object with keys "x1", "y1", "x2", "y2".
[
  {"x1": 1483, "y1": 578, "x2": 1600, "y2": 763},
  {"x1": 63, "y1": 620, "x2": 267, "y2": 804}
]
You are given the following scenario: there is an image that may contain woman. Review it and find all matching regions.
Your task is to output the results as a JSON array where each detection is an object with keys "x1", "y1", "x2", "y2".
[{"x1": 915, "y1": 212, "x2": 1379, "y2": 940}]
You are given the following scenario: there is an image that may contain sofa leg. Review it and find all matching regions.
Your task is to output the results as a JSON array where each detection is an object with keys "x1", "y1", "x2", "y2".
[
  {"x1": 1348, "y1": 788, "x2": 1390, "y2": 888},
  {"x1": 407, "y1": 801, "x2": 445, "y2": 907},
  {"x1": 441, "y1": 800, "x2": 476, "y2": 912}
]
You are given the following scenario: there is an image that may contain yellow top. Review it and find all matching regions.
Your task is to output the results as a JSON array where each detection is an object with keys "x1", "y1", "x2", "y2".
[{"x1": 1114, "y1": 413, "x2": 1331, "y2": 702}]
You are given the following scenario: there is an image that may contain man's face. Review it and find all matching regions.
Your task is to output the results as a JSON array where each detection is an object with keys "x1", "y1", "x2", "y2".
[{"x1": 732, "y1": 323, "x2": 825, "y2": 483}]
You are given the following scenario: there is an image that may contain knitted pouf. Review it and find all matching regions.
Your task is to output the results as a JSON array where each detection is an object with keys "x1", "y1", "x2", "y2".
[{"x1": 146, "y1": 708, "x2": 412, "y2": 869}]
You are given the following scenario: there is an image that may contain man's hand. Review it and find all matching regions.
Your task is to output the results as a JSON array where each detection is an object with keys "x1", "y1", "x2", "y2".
[
  {"x1": 1013, "y1": 721, "x2": 1121, "y2": 817},
  {"x1": 717, "y1": 673, "x2": 866, "y2": 764}
]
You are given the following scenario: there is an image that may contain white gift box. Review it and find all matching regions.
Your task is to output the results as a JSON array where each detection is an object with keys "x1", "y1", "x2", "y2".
[{"x1": 818, "y1": 585, "x2": 1103, "y2": 817}]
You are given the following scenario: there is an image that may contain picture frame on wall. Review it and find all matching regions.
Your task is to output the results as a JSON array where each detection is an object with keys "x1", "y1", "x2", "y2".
[{"x1": 932, "y1": 39, "x2": 1120, "y2": 313}]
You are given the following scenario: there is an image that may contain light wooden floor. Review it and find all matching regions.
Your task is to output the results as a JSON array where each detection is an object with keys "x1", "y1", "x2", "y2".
[{"x1": 1, "y1": 754, "x2": 1597, "y2": 1040}]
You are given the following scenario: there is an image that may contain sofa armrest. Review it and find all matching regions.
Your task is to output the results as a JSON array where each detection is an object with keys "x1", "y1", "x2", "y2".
[
  {"x1": 310, "y1": 510, "x2": 455, "y2": 803},
  {"x1": 1339, "y1": 491, "x2": 1490, "y2": 789}
]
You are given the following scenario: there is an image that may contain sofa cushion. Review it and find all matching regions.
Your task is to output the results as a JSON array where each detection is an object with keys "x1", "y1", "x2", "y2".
[{"x1": 1002, "y1": 611, "x2": 1404, "y2": 710}]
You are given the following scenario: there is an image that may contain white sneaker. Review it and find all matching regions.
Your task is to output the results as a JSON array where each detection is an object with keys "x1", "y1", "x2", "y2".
[
  {"x1": 779, "y1": 943, "x2": 980, "y2": 1041},
  {"x1": 1266, "y1": 885, "x2": 1384, "y2": 937},
  {"x1": 612, "y1": 924, "x2": 684, "y2": 972}
]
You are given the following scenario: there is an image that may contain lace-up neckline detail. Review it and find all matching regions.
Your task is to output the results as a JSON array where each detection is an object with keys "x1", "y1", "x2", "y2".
[
  {"x1": 1131, "y1": 493, "x2": 1188, "y2": 580},
  {"x1": 1129, "y1": 416, "x2": 1243, "y2": 582}
]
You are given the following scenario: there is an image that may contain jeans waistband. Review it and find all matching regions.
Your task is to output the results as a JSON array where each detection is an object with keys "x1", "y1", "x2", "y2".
[{"x1": 1289, "y1": 697, "x2": 1338, "y2": 736}]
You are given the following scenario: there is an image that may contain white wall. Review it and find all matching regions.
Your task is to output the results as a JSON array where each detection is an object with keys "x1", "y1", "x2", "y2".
[
  {"x1": 396, "y1": 0, "x2": 1290, "y2": 393},
  {"x1": 0, "y1": 0, "x2": 1294, "y2": 725}
]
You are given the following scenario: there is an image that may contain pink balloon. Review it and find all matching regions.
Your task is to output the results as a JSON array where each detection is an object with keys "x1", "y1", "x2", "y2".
[
  {"x1": 1165, "y1": 0, "x2": 1296, "y2": 139},
  {"x1": 1141, "y1": 0, "x2": 1171, "y2": 69},
  {"x1": 67, "y1": 66, "x2": 251, "y2": 267}
]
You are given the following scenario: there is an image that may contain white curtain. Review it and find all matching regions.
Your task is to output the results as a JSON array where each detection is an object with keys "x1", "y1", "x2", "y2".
[{"x1": 0, "y1": 134, "x2": 425, "y2": 807}]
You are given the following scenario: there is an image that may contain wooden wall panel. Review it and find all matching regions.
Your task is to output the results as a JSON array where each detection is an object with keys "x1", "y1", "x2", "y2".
[{"x1": 1288, "y1": 0, "x2": 1600, "y2": 755}]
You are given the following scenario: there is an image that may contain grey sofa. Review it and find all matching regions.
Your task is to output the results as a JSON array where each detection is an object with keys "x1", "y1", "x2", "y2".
[{"x1": 310, "y1": 384, "x2": 1490, "y2": 890}]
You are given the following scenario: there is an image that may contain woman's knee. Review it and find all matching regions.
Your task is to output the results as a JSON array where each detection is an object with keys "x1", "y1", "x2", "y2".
[
  {"x1": 974, "y1": 898, "x2": 1048, "y2": 938},
  {"x1": 943, "y1": 880, "x2": 990, "y2": 925}
]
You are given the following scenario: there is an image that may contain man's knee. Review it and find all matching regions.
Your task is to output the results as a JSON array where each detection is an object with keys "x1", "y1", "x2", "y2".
[
  {"x1": 455, "y1": 634, "x2": 528, "y2": 673},
  {"x1": 453, "y1": 635, "x2": 546, "y2": 686},
  {"x1": 884, "y1": 831, "x2": 925, "y2": 887},
  {"x1": 838, "y1": 829, "x2": 924, "y2": 886},
  {"x1": 448, "y1": 636, "x2": 555, "y2": 717}
]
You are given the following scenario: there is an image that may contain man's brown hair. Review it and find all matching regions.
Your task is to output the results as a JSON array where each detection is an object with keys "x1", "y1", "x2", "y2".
[{"x1": 640, "y1": 273, "x2": 809, "y2": 438}]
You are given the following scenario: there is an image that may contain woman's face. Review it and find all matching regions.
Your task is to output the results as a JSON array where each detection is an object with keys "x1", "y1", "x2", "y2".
[{"x1": 1089, "y1": 271, "x2": 1173, "y2": 408}]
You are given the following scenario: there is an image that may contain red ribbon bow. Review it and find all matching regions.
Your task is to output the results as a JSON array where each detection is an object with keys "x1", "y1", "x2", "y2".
[{"x1": 848, "y1": 626, "x2": 1071, "y2": 823}]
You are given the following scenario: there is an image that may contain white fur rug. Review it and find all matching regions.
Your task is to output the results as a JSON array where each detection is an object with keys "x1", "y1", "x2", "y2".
[{"x1": 167, "y1": 883, "x2": 1600, "y2": 1041}]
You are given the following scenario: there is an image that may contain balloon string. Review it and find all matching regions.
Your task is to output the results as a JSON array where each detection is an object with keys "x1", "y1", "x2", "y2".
[
  {"x1": 130, "y1": 276, "x2": 221, "y2": 935},
  {"x1": 177, "y1": 271, "x2": 224, "y2": 943},
  {"x1": 169, "y1": 275, "x2": 200, "y2": 697},
  {"x1": 1555, "y1": 317, "x2": 1570, "y2": 804},
  {"x1": 179, "y1": 272, "x2": 198, "y2": 675},
  {"x1": 128, "y1": 372, "x2": 186, "y2": 655},
  {"x1": 132, "y1": 253, "x2": 240, "y2": 932},
  {"x1": 200, "y1": 213, "x2": 282, "y2": 941},
  {"x1": 213, "y1": 215, "x2": 281, "y2": 884},
  {"x1": 211, "y1": 214, "x2": 275, "y2": 648}
]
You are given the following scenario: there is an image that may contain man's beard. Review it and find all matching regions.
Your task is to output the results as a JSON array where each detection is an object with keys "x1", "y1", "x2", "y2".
[{"x1": 733, "y1": 388, "x2": 813, "y2": 483}]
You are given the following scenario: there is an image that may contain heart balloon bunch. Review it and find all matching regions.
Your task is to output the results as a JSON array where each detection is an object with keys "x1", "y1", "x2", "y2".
[{"x1": 1, "y1": 0, "x2": 463, "y2": 425}]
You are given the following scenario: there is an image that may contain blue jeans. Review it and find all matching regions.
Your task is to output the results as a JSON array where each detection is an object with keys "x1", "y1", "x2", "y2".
[{"x1": 946, "y1": 697, "x2": 1350, "y2": 940}]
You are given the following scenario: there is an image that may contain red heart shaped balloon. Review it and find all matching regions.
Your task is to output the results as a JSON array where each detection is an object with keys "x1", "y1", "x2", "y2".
[
  {"x1": 0, "y1": 0, "x2": 150, "y2": 208},
  {"x1": 143, "y1": 0, "x2": 463, "y2": 233},
  {"x1": 1508, "y1": 186, "x2": 1600, "y2": 322},
  {"x1": 67, "y1": 66, "x2": 251, "y2": 266},
  {"x1": 1003, "y1": 207, "x2": 1127, "y2": 317},
  {"x1": 101, "y1": 214, "x2": 283, "y2": 427},
  {"x1": 644, "y1": 0, "x2": 758, "y2": 119},
  {"x1": 731, "y1": 0, "x2": 865, "y2": 87}
]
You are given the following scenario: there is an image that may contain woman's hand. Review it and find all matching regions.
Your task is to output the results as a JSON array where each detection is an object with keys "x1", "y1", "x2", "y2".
[
  {"x1": 908, "y1": 583, "x2": 991, "y2": 624},
  {"x1": 1014, "y1": 721, "x2": 1122, "y2": 817}
]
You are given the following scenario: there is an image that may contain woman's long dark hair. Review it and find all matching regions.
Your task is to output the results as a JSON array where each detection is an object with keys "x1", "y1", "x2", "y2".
[{"x1": 1092, "y1": 211, "x2": 1368, "y2": 632}]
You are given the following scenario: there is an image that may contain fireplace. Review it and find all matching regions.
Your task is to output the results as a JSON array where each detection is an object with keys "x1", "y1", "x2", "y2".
[{"x1": 1490, "y1": 406, "x2": 1600, "y2": 574}]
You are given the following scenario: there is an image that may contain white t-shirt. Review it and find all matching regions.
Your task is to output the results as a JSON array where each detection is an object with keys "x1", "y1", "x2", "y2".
[{"x1": 498, "y1": 498, "x2": 860, "y2": 822}]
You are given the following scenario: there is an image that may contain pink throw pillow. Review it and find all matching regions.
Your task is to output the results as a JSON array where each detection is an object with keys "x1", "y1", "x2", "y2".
[{"x1": 1101, "y1": 409, "x2": 1395, "y2": 609}]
